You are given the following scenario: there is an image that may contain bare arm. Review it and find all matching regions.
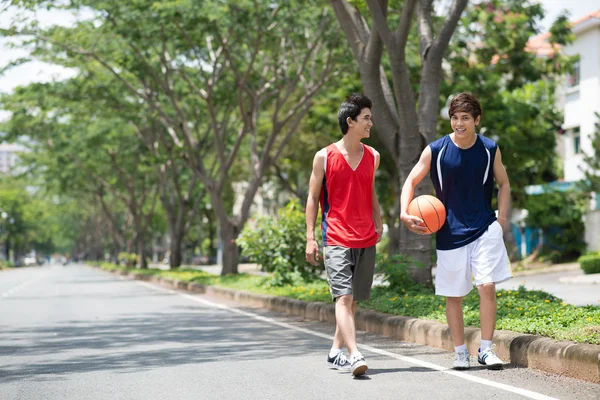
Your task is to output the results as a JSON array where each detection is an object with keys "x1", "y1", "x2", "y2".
[
  {"x1": 372, "y1": 150, "x2": 383, "y2": 242},
  {"x1": 400, "y1": 146, "x2": 432, "y2": 234},
  {"x1": 493, "y1": 147, "x2": 511, "y2": 232},
  {"x1": 305, "y1": 150, "x2": 325, "y2": 265}
]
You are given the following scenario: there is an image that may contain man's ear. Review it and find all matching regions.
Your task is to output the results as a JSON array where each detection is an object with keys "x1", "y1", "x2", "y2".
[
  {"x1": 475, "y1": 116, "x2": 481, "y2": 126},
  {"x1": 346, "y1": 117, "x2": 353, "y2": 127}
]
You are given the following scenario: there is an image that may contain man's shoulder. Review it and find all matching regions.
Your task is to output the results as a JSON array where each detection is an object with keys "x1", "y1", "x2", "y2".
[
  {"x1": 429, "y1": 135, "x2": 449, "y2": 151},
  {"x1": 363, "y1": 144, "x2": 379, "y2": 157},
  {"x1": 315, "y1": 144, "x2": 334, "y2": 158},
  {"x1": 478, "y1": 135, "x2": 498, "y2": 149}
]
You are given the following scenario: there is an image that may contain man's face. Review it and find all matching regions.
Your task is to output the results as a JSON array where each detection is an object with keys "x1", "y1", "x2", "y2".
[
  {"x1": 348, "y1": 108, "x2": 373, "y2": 138},
  {"x1": 450, "y1": 111, "x2": 480, "y2": 138}
]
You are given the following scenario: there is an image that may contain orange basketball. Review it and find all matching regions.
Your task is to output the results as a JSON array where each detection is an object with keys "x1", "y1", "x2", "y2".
[{"x1": 407, "y1": 195, "x2": 446, "y2": 234}]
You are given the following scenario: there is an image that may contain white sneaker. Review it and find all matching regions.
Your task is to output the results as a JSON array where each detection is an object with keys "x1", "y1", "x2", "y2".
[
  {"x1": 478, "y1": 345, "x2": 504, "y2": 370},
  {"x1": 350, "y1": 355, "x2": 368, "y2": 376},
  {"x1": 327, "y1": 352, "x2": 351, "y2": 371},
  {"x1": 453, "y1": 350, "x2": 470, "y2": 370}
]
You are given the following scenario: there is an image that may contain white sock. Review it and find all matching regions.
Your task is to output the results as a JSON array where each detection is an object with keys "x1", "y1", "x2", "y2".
[
  {"x1": 455, "y1": 344, "x2": 467, "y2": 353},
  {"x1": 480, "y1": 340, "x2": 493, "y2": 351},
  {"x1": 329, "y1": 347, "x2": 343, "y2": 358},
  {"x1": 350, "y1": 351, "x2": 363, "y2": 360}
]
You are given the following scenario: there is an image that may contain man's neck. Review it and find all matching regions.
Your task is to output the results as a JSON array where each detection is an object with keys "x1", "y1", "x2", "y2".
[
  {"x1": 338, "y1": 134, "x2": 362, "y2": 153},
  {"x1": 450, "y1": 132, "x2": 477, "y2": 149}
]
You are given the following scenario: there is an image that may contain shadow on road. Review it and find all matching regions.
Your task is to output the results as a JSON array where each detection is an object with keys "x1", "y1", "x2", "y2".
[{"x1": 0, "y1": 302, "x2": 332, "y2": 382}]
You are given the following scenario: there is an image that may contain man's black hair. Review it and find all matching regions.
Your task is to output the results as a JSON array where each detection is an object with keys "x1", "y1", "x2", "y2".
[{"x1": 338, "y1": 93, "x2": 372, "y2": 135}]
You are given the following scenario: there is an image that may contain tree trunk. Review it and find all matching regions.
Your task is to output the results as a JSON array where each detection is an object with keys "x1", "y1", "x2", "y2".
[
  {"x1": 208, "y1": 214, "x2": 216, "y2": 258},
  {"x1": 112, "y1": 246, "x2": 120, "y2": 265},
  {"x1": 169, "y1": 232, "x2": 183, "y2": 269},
  {"x1": 406, "y1": 174, "x2": 434, "y2": 285},
  {"x1": 219, "y1": 221, "x2": 239, "y2": 275},
  {"x1": 136, "y1": 228, "x2": 148, "y2": 269}
]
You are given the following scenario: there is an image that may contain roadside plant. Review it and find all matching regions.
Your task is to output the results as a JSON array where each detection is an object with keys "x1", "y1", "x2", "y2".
[
  {"x1": 525, "y1": 189, "x2": 588, "y2": 262},
  {"x1": 237, "y1": 200, "x2": 322, "y2": 287},
  {"x1": 118, "y1": 252, "x2": 139, "y2": 267},
  {"x1": 375, "y1": 253, "x2": 425, "y2": 291},
  {"x1": 578, "y1": 252, "x2": 600, "y2": 275}
]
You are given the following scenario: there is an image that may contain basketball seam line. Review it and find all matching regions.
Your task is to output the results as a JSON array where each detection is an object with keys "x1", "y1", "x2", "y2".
[
  {"x1": 423, "y1": 197, "x2": 442, "y2": 232},
  {"x1": 416, "y1": 199, "x2": 433, "y2": 233}
]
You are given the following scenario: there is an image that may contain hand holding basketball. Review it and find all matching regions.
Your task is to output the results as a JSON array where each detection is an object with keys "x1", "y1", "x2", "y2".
[{"x1": 406, "y1": 195, "x2": 446, "y2": 235}]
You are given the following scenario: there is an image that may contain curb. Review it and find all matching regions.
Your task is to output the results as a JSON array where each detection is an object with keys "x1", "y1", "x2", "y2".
[{"x1": 107, "y1": 268, "x2": 600, "y2": 383}]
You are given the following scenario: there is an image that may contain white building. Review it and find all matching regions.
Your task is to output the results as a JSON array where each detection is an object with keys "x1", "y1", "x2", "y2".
[
  {"x1": 528, "y1": 10, "x2": 600, "y2": 252},
  {"x1": 0, "y1": 143, "x2": 25, "y2": 175}
]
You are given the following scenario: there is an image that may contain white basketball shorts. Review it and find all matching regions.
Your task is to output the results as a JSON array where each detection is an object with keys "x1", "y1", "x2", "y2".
[{"x1": 435, "y1": 220, "x2": 512, "y2": 297}]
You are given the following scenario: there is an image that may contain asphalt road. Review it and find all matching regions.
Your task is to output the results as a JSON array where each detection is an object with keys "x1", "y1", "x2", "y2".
[{"x1": 1, "y1": 265, "x2": 599, "y2": 400}]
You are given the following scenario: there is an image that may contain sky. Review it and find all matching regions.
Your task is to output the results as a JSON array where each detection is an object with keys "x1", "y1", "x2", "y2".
[{"x1": 0, "y1": 0, "x2": 599, "y2": 98}]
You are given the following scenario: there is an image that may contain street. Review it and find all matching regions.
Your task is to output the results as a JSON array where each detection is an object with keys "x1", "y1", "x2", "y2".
[{"x1": 1, "y1": 265, "x2": 599, "y2": 400}]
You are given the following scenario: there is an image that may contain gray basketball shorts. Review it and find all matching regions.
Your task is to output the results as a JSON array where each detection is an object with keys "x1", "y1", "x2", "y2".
[{"x1": 324, "y1": 246, "x2": 376, "y2": 301}]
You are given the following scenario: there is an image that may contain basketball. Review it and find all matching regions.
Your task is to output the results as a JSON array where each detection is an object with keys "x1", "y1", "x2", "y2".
[{"x1": 407, "y1": 195, "x2": 446, "y2": 234}]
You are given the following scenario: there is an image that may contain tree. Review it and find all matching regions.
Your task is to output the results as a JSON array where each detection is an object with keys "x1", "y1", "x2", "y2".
[
  {"x1": 441, "y1": 1, "x2": 577, "y2": 257},
  {"x1": 0, "y1": 175, "x2": 88, "y2": 261},
  {"x1": 580, "y1": 113, "x2": 600, "y2": 193},
  {"x1": 0, "y1": 80, "x2": 160, "y2": 268},
  {"x1": 328, "y1": 0, "x2": 468, "y2": 283},
  {"x1": 328, "y1": 0, "x2": 578, "y2": 279},
  {"x1": 2, "y1": 0, "x2": 343, "y2": 275}
]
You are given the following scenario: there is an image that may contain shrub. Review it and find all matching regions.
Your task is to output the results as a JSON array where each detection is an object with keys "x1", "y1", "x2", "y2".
[
  {"x1": 237, "y1": 200, "x2": 322, "y2": 286},
  {"x1": 374, "y1": 253, "x2": 422, "y2": 291},
  {"x1": 578, "y1": 252, "x2": 600, "y2": 274},
  {"x1": 525, "y1": 189, "x2": 588, "y2": 262},
  {"x1": 118, "y1": 252, "x2": 139, "y2": 267}
]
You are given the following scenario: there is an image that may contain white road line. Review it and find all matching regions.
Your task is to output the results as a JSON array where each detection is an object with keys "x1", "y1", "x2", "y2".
[
  {"x1": 135, "y1": 280, "x2": 558, "y2": 400},
  {"x1": 0, "y1": 274, "x2": 47, "y2": 298}
]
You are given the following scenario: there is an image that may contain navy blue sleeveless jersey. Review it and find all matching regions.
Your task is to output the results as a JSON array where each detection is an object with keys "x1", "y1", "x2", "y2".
[{"x1": 429, "y1": 134, "x2": 498, "y2": 250}]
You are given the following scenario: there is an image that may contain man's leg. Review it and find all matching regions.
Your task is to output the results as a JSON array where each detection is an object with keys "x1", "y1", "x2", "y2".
[
  {"x1": 446, "y1": 296, "x2": 465, "y2": 346},
  {"x1": 342, "y1": 247, "x2": 374, "y2": 376},
  {"x1": 332, "y1": 301, "x2": 357, "y2": 350},
  {"x1": 436, "y1": 245, "x2": 472, "y2": 369},
  {"x1": 476, "y1": 282, "x2": 503, "y2": 369},
  {"x1": 324, "y1": 246, "x2": 354, "y2": 371},
  {"x1": 478, "y1": 282, "x2": 497, "y2": 341},
  {"x1": 333, "y1": 296, "x2": 359, "y2": 356},
  {"x1": 471, "y1": 221, "x2": 512, "y2": 369}
]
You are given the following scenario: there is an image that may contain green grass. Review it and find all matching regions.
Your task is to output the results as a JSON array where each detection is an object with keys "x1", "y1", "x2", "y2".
[
  {"x1": 97, "y1": 263, "x2": 600, "y2": 345},
  {"x1": 0, "y1": 261, "x2": 15, "y2": 270},
  {"x1": 362, "y1": 285, "x2": 600, "y2": 345}
]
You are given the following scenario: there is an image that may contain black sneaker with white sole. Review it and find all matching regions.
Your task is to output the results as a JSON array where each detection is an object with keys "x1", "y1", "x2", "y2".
[
  {"x1": 327, "y1": 352, "x2": 351, "y2": 371},
  {"x1": 350, "y1": 355, "x2": 368, "y2": 376}
]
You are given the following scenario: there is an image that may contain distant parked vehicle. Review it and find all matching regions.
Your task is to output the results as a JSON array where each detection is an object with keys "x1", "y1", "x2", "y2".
[{"x1": 23, "y1": 256, "x2": 37, "y2": 266}]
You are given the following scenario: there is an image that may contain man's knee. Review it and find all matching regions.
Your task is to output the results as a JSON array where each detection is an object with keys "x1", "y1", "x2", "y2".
[
  {"x1": 477, "y1": 283, "x2": 496, "y2": 298},
  {"x1": 336, "y1": 294, "x2": 354, "y2": 307},
  {"x1": 446, "y1": 296, "x2": 463, "y2": 306}
]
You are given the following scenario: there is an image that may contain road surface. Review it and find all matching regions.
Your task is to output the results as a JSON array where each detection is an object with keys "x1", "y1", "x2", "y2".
[{"x1": 1, "y1": 265, "x2": 599, "y2": 400}]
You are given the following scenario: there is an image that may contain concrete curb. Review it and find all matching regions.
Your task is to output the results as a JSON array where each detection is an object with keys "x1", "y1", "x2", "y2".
[{"x1": 108, "y1": 268, "x2": 600, "y2": 383}]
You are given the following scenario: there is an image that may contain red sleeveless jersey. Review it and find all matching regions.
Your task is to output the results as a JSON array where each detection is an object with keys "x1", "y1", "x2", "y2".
[{"x1": 319, "y1": 143, "x2": 378, "y2": 248}]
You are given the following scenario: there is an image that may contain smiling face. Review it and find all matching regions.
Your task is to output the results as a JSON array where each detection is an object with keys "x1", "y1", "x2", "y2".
[
  {"x1": 347, "y1": 107, "x2": 373, "y2": 139},
  {"x1": 450, "y1": 111, "x2": 480, "y2": 139}
]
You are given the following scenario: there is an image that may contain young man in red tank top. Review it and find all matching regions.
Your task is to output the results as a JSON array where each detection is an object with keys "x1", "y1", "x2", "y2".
[{"x1": 305, "y1": 93, "x2": 383, "y2": 376}]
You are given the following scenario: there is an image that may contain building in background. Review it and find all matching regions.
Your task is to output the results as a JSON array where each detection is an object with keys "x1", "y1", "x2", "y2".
[
  {"x1": 525, "y1": 10, "x2": 600, "y2": 254},
  {"x1": 0, "y1": 143, "x2": 25, "y2": 175}
]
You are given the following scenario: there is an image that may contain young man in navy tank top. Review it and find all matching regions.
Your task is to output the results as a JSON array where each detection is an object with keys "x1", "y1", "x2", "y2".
[
  {"x1": 305, "y1": 93, "x2": 383, "y2": 376},
  {"x1": 400, "y1": 93, "x2": 512, "y2": 370}
]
